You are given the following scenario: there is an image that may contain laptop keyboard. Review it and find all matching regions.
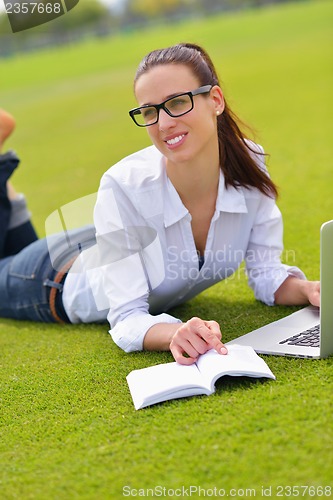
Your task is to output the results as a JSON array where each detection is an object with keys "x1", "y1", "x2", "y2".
[{"x1": 279, "y1": 324, "x2": 320, "y2": 348}]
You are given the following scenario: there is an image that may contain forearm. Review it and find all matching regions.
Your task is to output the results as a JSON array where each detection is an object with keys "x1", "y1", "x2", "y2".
[
  {"x1": 274, "y1": 276, "x2": 319, "y2": 306},
  {"x1": 143, "y1": 322, "x2": 183, "y2": 351}
]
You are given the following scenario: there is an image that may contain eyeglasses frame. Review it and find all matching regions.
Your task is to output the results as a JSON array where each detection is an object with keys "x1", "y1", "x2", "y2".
[{"x1": 129, "y1": 85, "x2": 213, "y2": 127}]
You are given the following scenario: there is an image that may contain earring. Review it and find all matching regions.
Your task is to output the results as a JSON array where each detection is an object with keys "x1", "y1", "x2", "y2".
[{"x1": 216, "y1": 110, "x2": 220, "y2": 116}]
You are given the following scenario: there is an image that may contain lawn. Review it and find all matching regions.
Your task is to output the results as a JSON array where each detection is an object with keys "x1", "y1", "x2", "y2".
[{"x1": 0, "y1": 1, "x2": 332, "y2": 498}]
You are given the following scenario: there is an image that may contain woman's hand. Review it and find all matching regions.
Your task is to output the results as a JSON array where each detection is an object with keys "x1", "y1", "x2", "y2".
[
  {"x1": 305, "y1": 280, "x2": 320, "y2": 307},
  {"x1": 274, "y1": 277, "x2": 320, "y2": 307},
  {"x1": 170, "y1": 317, "x2": 228, "y2": 365}
]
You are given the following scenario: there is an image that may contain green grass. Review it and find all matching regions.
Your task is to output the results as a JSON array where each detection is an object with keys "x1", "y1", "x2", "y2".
[{"x1": 1, "y1": 1, "x2": 333, "y2": 498}]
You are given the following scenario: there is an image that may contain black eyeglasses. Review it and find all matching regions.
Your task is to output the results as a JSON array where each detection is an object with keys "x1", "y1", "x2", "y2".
[{"x1": 129, "y1": 85, "x2": 212, "y2": 127}]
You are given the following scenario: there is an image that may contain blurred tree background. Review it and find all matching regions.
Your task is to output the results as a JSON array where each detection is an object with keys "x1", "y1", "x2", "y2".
[{"x1": 0, "y1": 0, "x2": 305, "y2": 57}]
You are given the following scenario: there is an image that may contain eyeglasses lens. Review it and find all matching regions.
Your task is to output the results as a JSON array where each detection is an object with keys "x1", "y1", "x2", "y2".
[
  {"x1": 134, "y1": 106, "x2": 158, "y2": 127},
  {"x1": 165, "y1": 95, "x2": 192, "y2": 116}
]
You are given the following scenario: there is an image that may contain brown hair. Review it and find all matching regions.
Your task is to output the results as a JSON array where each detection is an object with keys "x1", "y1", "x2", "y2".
[{"x1": 134, "y1": 43, "x2": 278, "y2": 198}]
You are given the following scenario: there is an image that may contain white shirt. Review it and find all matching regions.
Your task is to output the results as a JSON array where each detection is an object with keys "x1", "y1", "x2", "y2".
[{"x1": 62, "y1": 145, "x2": 305, "y2": 352}]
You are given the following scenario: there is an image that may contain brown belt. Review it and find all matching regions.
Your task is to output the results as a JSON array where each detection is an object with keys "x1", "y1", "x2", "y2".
[{"x1": 49, "y1": 257, "x2": 76, "y2": 324}]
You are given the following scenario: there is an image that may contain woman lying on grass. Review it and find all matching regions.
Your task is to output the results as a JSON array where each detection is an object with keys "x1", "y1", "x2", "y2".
[{"x1": 0, "y1": 43, "x2": 320, "y2": 364}]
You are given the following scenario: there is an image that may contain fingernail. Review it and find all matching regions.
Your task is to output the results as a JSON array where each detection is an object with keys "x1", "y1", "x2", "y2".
[{"x1": 220, "y1": 347, "x2": 228, "y2": 355}]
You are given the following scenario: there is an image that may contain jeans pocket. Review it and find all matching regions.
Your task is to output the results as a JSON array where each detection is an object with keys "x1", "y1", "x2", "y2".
[{"x1": 8, "y1": 239, "x2": 50, "y2": 279}]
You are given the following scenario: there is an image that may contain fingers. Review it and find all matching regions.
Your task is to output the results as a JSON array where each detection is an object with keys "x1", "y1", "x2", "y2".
[
  {"x1": 308, "y1": 280, "x2": 320, "y2": 307},
  {"x1": 170, "y1": 343, "x2": 198, "y2": 365},
  {"x1": 203, "y1": 320, "x2": 228, "y2": 354},
  {"x1": 170, "y1": 317, "x2": 228, "y2": 365}
]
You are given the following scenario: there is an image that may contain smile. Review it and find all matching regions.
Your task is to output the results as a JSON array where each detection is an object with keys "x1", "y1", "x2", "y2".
[{"x1": 166, "y1": 134, "x2": 186, "y2": 146}]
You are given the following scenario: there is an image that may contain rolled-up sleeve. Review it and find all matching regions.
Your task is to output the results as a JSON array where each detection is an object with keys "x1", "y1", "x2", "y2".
[
  {"x1": 245, "y1": 195, "x2": 306, "y2": 305},
  {"x1": 110, "y1": 312, "x2": 181, "y2": 352}
]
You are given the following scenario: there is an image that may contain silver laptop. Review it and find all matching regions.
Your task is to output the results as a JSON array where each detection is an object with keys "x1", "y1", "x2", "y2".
[{"x1": 227, "y1": 220, "x2": 333, "y2": 359}]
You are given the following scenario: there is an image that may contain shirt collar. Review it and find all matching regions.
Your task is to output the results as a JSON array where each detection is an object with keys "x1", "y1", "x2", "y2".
[
  {"x1": 163, "y1": 169, "x2": 248, "y2": 228},
  {"x1": 215, "y1": 170, "x2": 248, "y2": 214},
  {"x1": 163, "y1": 171, "x2": 189, "y2": 228}
]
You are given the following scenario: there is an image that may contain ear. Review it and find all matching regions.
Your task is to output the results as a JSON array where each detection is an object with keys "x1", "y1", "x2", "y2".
[{"x1": 210, "y1": 85, "x2": 225, "y2": 115}]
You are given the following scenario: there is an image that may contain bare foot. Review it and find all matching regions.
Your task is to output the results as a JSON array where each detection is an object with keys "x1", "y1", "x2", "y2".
[
  {"x1": 7, "y1": 181, "x2": 19, "y2": 201},
  {"x1": 0, "y1": 109, "x2": 16, "y2": 151}
]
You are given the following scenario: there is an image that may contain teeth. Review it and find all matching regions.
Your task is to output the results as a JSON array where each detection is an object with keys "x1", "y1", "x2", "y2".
[{"x1": 166, "y1": 135, "x2": 185, "y2": 145}]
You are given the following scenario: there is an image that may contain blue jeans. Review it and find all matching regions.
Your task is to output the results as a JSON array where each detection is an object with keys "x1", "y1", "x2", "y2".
[
  {"x1": 0, "y1": 151, "x2": 95, "y2": 323},
  {"x1": 0, "y1": 226, "x2": 97, "y2": 323},
  {"x1": 0, "y1": 238, "x2": 63, "y2": 322},
  {"x1": 0, "y1": 150, "x2": 61, "y2": 322}
]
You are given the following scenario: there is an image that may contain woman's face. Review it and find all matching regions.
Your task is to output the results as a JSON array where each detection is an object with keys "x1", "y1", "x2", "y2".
[{"x1": 134, "y1": 64, "x2": 224, "y2": 167}]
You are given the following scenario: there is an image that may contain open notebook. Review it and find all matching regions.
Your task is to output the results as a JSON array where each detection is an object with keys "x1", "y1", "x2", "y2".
[{"x1": 127, "y1": 345, "x2": 275, "y2": 410}]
